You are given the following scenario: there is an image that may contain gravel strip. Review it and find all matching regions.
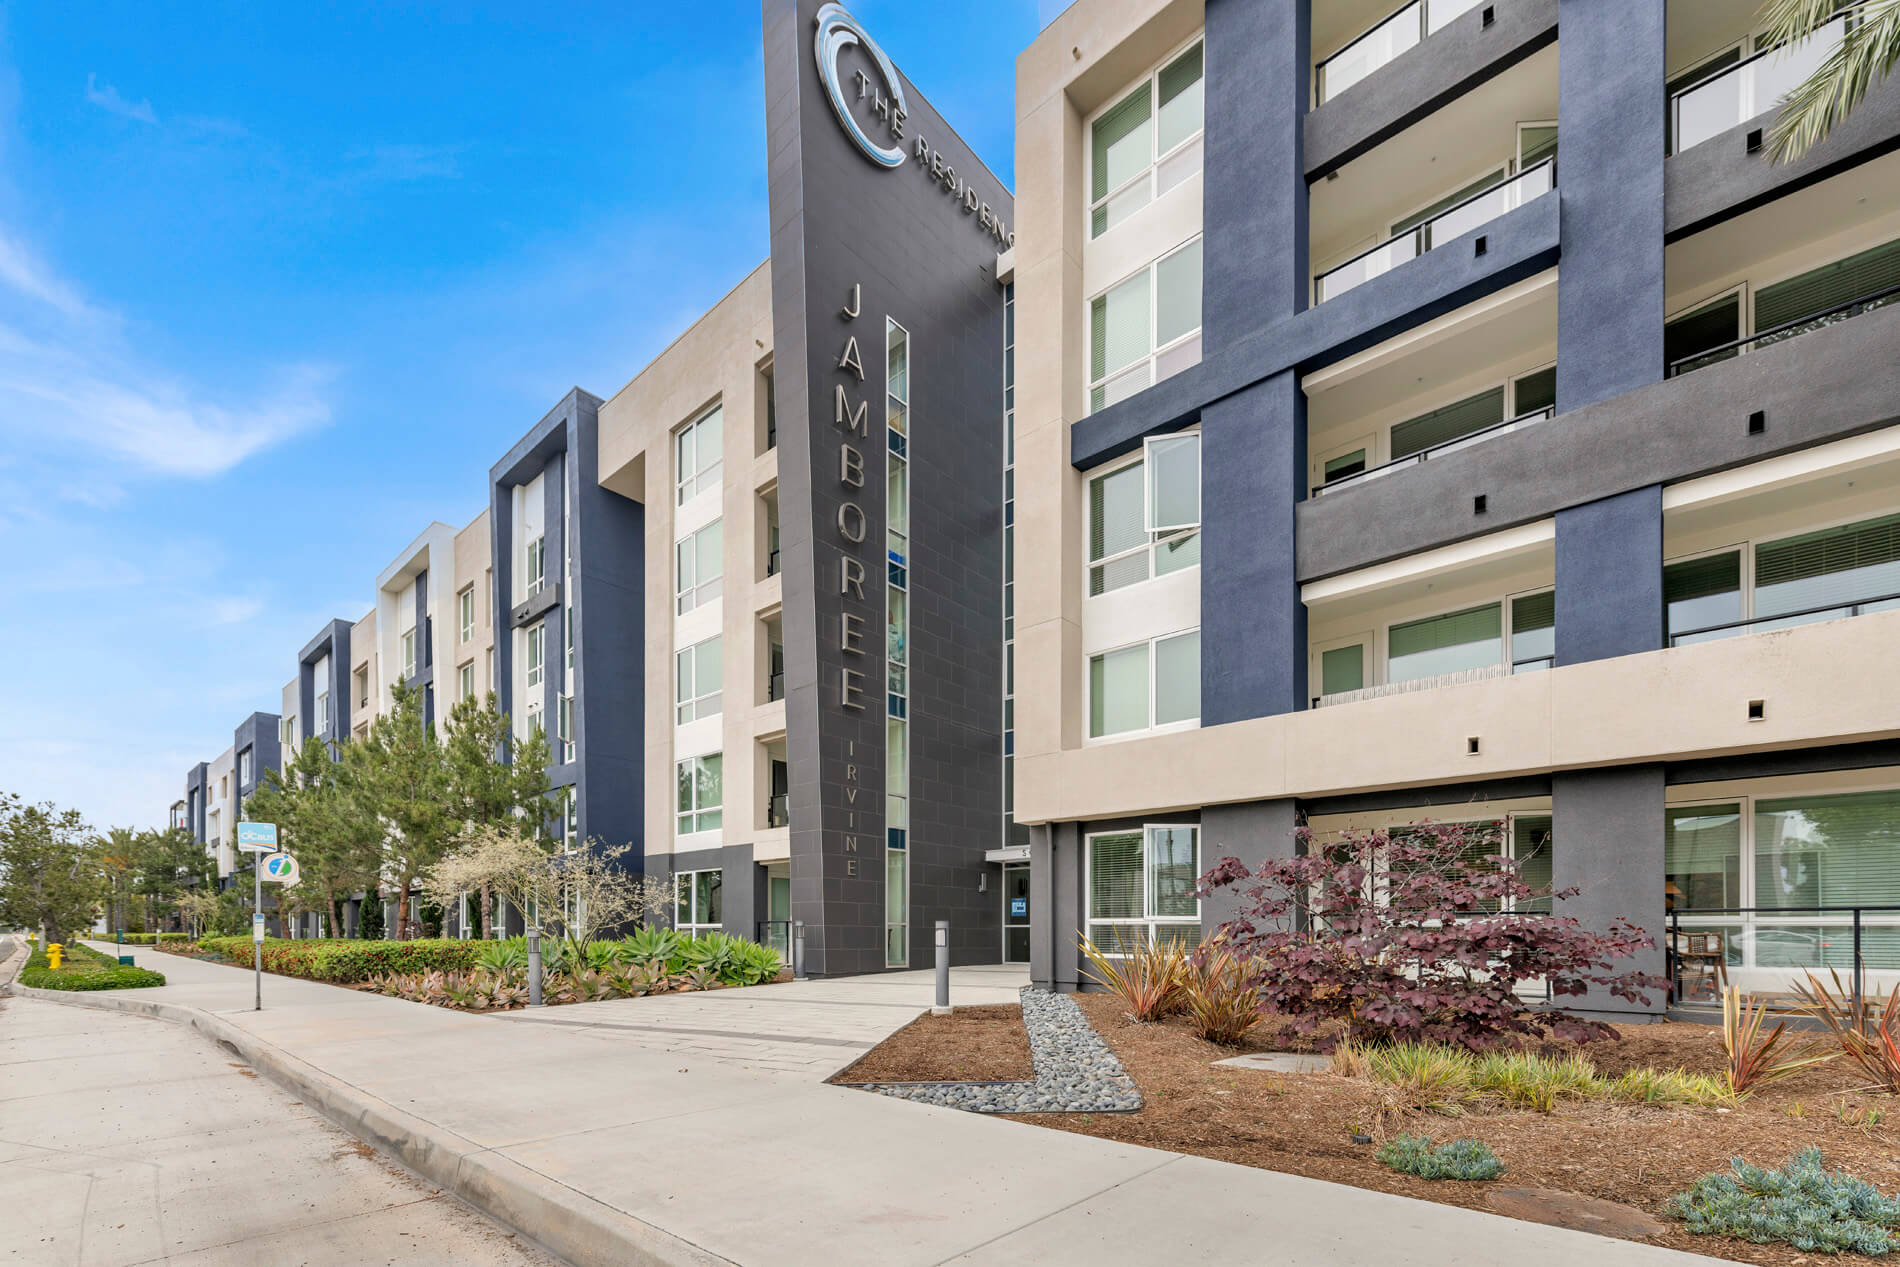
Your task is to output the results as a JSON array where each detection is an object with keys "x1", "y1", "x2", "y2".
[{"x1": 844, "y1": 985, "x2": 1141, "y2": 1114}]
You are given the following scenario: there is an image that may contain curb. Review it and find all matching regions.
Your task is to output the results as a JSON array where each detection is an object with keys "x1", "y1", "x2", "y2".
[{"x1": 5, "y1": 978, "x2": 734, "y2": 1267}]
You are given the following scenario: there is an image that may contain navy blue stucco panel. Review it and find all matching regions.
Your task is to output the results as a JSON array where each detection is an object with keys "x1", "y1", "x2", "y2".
[
  {"x1": 297, "y1": 619, "x2": 352, "y2": 747},
  {"x1": 1555, "y1": 486, "x2": 1663, "y2": 666}
]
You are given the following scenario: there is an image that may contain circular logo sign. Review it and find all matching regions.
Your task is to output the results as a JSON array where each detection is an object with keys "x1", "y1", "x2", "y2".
[
  {"x1": 261, "y1": 852, "x2": 300, "y2": 885},
  {"x1": 813, "y1": 3, "x2": 907, "y2": 169}
]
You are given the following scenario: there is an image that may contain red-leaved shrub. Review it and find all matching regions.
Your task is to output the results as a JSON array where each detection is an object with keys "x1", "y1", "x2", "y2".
[{"x1": 1199, "y1": 821, "x2": 1664, "y2": 1050}]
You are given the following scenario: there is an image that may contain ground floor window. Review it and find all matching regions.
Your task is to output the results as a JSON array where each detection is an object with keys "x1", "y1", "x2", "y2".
[
  {"x1": 1666, "y1": 786, "x2": 1900, "y2": 976},
  {"x1": 676, "y1": 869, "x2": 722, "y2": 937},
  {"x1": 1086, "y1": 824, "x2": 1199, "y2": 953}
]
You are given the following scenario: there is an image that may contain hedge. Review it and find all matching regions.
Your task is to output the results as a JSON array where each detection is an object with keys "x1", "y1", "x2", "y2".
[
  {"x1": 17, "y1": 945, "x2": 166, "y2": 991},
  {"x1": 195, "y1": 937, "x2": 481, "y2": 984},
  {"x1": 108, "y1": 933, "x2": 190, "y2": 945}
]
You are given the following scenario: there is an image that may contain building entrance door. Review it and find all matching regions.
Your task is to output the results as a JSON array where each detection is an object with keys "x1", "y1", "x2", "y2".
[{"x1": 1003, "y1": 864, "x2": 1030, "y2": 962}]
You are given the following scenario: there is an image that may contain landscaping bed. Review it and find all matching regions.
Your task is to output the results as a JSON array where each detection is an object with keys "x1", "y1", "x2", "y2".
[
  {"x1": 832, "y1": 1004, "x2": 1035, "y2": 1083},
  {"x1": 982, "y1": 994, "x2": 1900, "y2": 1266},
  {"x1": 18, "y1": 941, "x2": 165, "y2": 991}
]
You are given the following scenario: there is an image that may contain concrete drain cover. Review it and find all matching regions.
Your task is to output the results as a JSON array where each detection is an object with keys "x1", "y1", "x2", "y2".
[
  {"x1": 1213, "y1": 1052, "x2": 1328, "y2": 1073},
  {"x1": 1487, "y1": 1188, "x2": 1667, "y2": 1238}
]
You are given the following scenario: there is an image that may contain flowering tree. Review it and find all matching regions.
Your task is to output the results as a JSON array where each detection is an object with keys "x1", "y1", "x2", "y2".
[{"x1": 1199, "y1": 820, "x2": 1664, "y2": 1049}]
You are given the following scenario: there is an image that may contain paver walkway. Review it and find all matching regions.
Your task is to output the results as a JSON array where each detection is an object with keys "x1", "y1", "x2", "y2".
[{"x1": 5, "y1": 940, "x2": 1732, "y2": 1267}]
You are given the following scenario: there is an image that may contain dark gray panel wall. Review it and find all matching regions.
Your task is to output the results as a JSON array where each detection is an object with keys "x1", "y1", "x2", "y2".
[
  {"x1": 1202, "y1": 372, "x2": 1305, "y2": 722},
  {"x1": 186, "y1": 763, "x2": 208, "y2": 844},
  {"x1": 764, "y1": 0, "x2": 1006, "y2": 975},
  {"x1": 1296, "y1": 303, "x2": 1900, "y2": 580},
  {"x1": 1306, "y1": 0, "x2": 1557, "y2": 177},
  {"x1": 1029, "y1": 821, "x2": 1087, "y2": 992},
  {"x1": 1555, "y1": 0, "x2": 1664, "y2": 411},
  {"x1": 1199, "y1": 799, "x2": 1299, "y2": 938},
  {"x1": 297, "y1": 619, "x2": 352, "y2": 748},
  {"x1": 1555, "y1": 486, "x2": 1662, "y2": 665},
  {"x1": 1552, "y1": 765, "x2": 1667, "y2": 1018},
  {"x1": 231, "y1": 711, "x2": 282, "y2": 820}
]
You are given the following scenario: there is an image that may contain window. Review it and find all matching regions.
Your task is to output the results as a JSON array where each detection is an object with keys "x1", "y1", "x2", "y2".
[
  {"x1": 1087, "y1": 825, "x2": 1200, "y2": 953},
  {"x1": 524, "y1": 622, "x2": 545, "y2": 690},
  {"x1": 887, "y1": 318, "x2": 911, "y2": 966},
  {"x1": 1321, "y1": 643, "x2": 1366, "y2": 696},
  {"x1": 458, "y1": 662, "x2": 475, "y2": 702},
  {"x1": 281, "y1": 717, "x2": 297, "y2": 749},
  {"x1": 676, "y1": 635, "x2": 723, "y2": 723},
  {"x1": 1756, "y1": 237, "x2": 1900, "y2": 333},
  {"x1": 1665, "y1": 291, "x2": 1743, "y2": 372},
  {"x1": 1439, "y1": 816, "x2": 1555, "y2": 913},
  {"x1": 1386, "y1": 594, "x2": 1553, "y2": 684},
  {"x1": 401, "y1": 628, "x2": 417, "y2": 681},
  {"x1": 459, "y1": 587, "x2": 475, "y2": 642},
  {"x1": 239, "y1": 749, "x2": 253, "y2": 786},
  {"x1": 675, "y1": 406, "x2": 723, "y2": 505},
  {"x1": 1088, "y1": 238, "x2": 1203, "y2": 413},
  {"x1": 525, "y1": 535, "x2": 547, "y2": 595},
  {"x1": 1089, "y1": 41, "x2": 1203, "y2": 239},
  {"x1": 1509, "y1": 591, "x2": 1556, "y2": 672},
  {"x1": 315, "y1": 690, "x2": 330, "y2": 735},
  {"x1": 676, "y1": 753, "x2": 723, "y2": 836},
  {"x1": 354, "y1": 667, "x2": 368, "y2": 709},
  {"x1": 557, "y1": 694, "x2": 574, "y2": 763},
  {"x1": 1384, "y1": 366, "x2": 1557, "y2": 466},
  {"x1": 675, "y1": 868, "x2": 723, "y2": 936},
  {"x1": 565, "y1": 605, "x2": 574, "y2": 672},
  {"x1": 560, "y1": 786, "x2": 579, "y2": 850},
  {"x1": 675, "y1": 520, "x2": 723, "y2": 614},
  {"x1": 1666, "y1": 515, "x2": 1900, "y2": 645},
  {"x1": 1088, "y1": 629, "x2": 1200, "y2": 739},
  {"x1": 1087, "y1": 434, "x2": 1201, "y2": 595}
]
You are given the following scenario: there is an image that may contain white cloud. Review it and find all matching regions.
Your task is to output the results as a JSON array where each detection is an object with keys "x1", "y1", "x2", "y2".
[
  {"x1": 0, "y1": 227, "x2": 96, "y2": 321},
  {"x1": 84, "y1": 72, "x2": 158, "y2": 125},
  {"x1": 207, "y1": 596, "x2": 265, "y2": 627}
]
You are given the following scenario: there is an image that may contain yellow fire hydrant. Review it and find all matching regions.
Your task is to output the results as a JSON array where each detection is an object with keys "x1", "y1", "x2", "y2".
[{"x1": 46, "y1": 944, "x2": 63, "y2": 970}]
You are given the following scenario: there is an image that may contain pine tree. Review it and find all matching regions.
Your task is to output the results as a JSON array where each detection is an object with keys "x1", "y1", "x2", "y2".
[{"x1": 347, "y1": 680, "x2": 451, "y2": 939}]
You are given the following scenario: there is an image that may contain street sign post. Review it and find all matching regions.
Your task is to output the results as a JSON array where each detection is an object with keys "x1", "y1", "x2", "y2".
[{"x1": 238, "y1": 821, "x2": 278, "y2": 1011}]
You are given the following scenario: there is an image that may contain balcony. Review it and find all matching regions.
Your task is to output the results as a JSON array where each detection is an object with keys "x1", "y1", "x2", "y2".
[
  {"x1": 1316, "y1": 159, "x2": 1554, "y2": 303},
  {"x1": 1669, "y1": 283, "x2": 1900, "y2": 377},
  {"x1": 1315, "y1": 0, "x2": 1489, "y2": 104},
  {"x1": 1670, "y1": 6, "x2": 1860, "y2": 154},
  {"x1": 1314, "y1": 404, "x2": 1552, "y2": 496}
]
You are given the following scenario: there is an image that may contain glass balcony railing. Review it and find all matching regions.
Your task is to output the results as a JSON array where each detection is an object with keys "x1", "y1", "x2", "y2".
[
  {"x1": 1314, "y1": 405, "x2": 1553, "y2": 496},
  {"x1": 1314, "y1": 158, "x2": 1554, "y2": 303},
  {"x1": 768, "y1": 793, "x2": 790, "y2": 829},
  {"x1": 1316, "y1": 0, "x2": 1488, "y2": 104},
  {"x1": 1667, "y1": 283, "x2": 1900, "y2": 377},
  {"x1": 1667, "y1": 591, "x2": 1900, "y2": 647},
  {"x1": 1672, "y1": 7, "x2": 1859, "y2": 154}
]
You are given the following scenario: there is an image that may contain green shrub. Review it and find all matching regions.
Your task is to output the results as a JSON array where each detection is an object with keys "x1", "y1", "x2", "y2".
[
  {"x1": 624, "y1": 926, "x2": 682, "y2": 967},
  {"x1": 1609, "y1": 1066, "x2": 1733, "y2": 1108},
  {"x1": 1668, "y1": 1147, "x2": 1900, "y2": 1255},
  {"x1": 1364, "y1": 1043, "x2": 1474, "y2": 1109},
  {"x1": 1377, "y1": 1135, "x2": 1506, "y2": 1181},
  {"x1": 17, "y1": 945, "x2": 165, "y2": 991},
  {"x1": 194, "y1": 937, "x2": 480, "y2": 983},
  {"x1": 106, "y1": 933, "x2": 188, "y2": 945},
  {"x1": 1470, "y1": 1050, "x2": 1600, "y2": 1111}
]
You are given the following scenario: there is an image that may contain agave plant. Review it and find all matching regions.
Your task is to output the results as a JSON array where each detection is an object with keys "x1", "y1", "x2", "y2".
[
  {"x1": 625, "y1": 926, "x2": 683, "y2": 967},
  {"x1": 679, "y1": 966, "x2": 721, "y2": 992},
  {"x1": 476, "y1": 941, "x2": 528, "y2": 977},
  {"x1": 585, "y1": 941, "x2": 621, "y2": 973}
]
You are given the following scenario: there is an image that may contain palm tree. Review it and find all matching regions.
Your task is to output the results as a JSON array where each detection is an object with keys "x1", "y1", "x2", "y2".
[{"x1": 1763, "y1": 0, "x2": 1900, "y2": 162}]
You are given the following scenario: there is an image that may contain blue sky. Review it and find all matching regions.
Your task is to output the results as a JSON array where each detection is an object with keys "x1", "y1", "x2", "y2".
[{"x1": 0, "y1": 1, "x2": 1058, "y2": 831}]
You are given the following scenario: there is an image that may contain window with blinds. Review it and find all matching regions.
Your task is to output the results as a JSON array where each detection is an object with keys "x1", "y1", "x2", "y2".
[
  {"x1": 1755, "y1": 789, "x2": 1900, "y2": 910},
  {"x1": 1088, "y1": 825, "x2": 1199, "y2": 953},
  {"x1": 1088, "y1": 462, "x2": 1148, "y2": 595},
  {"x1": 1389, "y1": 603, "x2": 1502, "y2": 683},
  {"x1": 1321, "y1": 644, "x2": 1365, "y2": 696},
  {"x1": 1755, "y1": 237, "x2": 1900, "y2": 332},
  {"x1": 1091, "y1": 87, "x2": 1153, "y2": 237},
  {"x1": 1390, "y1": 387, "x2": 1505, "y2": 460},
  {"x1": 1664, "y1": 551, "x2": 1742, "y2": 641},
  {"x1": 1515, "y1": 815, "x2": 1555, "y2": 913},
  {"x1": 1755, "y1": 513, "x2": 1900, "y2": 620},
  {"x1": 1090, "y1": 41, "x2": 1204, "y2": 240},
  {"x1": 1665, "y1": 804, "x2": 1742, "y2": 910},
  {"x1": 1088, "y1": 442, "x2": 1201, "y2": 596},
  {"x1": 1510, "y1": 591, "x2": 1555, "y2": 670}
]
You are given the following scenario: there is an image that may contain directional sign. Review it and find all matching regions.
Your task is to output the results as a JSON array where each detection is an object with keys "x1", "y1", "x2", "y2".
[
  {"x1": 260, "y1": 852, "x2": 300, "y2": 885},
  {"x1": 252, "y1": 913, "x2": 267, "y2": 942},
  {"x1": 236, "y1": 822, "x2": 278, "y2": 853}
]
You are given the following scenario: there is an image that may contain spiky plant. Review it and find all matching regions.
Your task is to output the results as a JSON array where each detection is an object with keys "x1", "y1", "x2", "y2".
[{"x1": 1762, "y1": 0, "x2": 1900, "y2": 162}]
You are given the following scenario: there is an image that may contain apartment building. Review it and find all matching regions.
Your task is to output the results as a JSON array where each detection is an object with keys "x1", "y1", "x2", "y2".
[{"x1": 1009, "y1": 0, "x2": 1900, "y2": 1012}]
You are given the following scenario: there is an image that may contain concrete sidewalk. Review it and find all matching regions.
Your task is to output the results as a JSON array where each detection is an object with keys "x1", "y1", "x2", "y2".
[{"x1": 10, "y1": 940, "x2": 1726, "y2": 1267}]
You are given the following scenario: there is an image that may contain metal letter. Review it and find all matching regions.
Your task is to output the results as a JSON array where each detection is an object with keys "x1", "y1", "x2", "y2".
[
  {"x1": 837, "y1": 502, "x2": 865, "y2": 543},
  {"x1": 838, "y1": 336, "x2": 864, "y2": 381},
  {"x1": 842, "y1": 282, "x2": 860, "y2": 319},
  {"x1": 853, "y1": 68, "x2": 871, "y2": 100},
  {"x1": 841, "y1": 667, "x2": 866, "y2": 709},
  {"x1": 841, "y1": 555, "x2": 865, "y2": 600},
  {"x1": 834, "y1": 385, "x2": 868, "y2": 436},
  {"x1": 841, "y1": 610, "x2": 865, "y2": 654},
  {"x1": 839, "y1": 442, "x2": 864, "y2": 488}
]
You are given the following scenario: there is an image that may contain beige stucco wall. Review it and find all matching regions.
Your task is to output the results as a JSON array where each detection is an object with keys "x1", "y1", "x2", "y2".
[
  {"x1": 349, "y1": 607, "x2": 377, "y2": 739},
  {"x1": 1014, "y1": 608, "x2": 1900, "y2": 823},
  {"x1": 452, "y1": 508, "x2": 495, "y2": 702},
  {"x1": 596, "y1": 262, "x2": 775, "y2": 870}
]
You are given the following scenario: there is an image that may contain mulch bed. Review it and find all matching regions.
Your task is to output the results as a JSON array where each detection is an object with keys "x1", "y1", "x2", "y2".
[
  {"x1": 974, "y1": 994, "x2": 1897, "y2": 1267},
  {"x1": 831, "y1": 1004, "x2": 1035, "y2": 1084}
]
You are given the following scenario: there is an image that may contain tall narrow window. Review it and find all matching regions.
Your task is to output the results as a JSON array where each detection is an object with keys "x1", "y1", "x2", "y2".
[
  {"x1": 675, "y1": 754, "x2": 723, "y2": 836},
  {"x1": 674, "y1": 869, "x2": 723, "y2": 936},
  {"x1": 675, "y1": 635, "x2": 724, "y2": 723},
  {"x1": 524, "y1": 622, "x2": 545, "y2": 690},
  {"x1": 1089, "y1": 41, "x2": 1204, "y2": 239},
  {"x1": 885, "y1": 318, "x2": 911, "y2": 967},
  {"x1": 557, "y1": 693, "x2": 574, "y2": 763},
  {"x1": 675, "y1": 406, "x2": 724, "y2": 504},
  {"x1": 458, "y1": 586, "x2": 475, "y2": 642},
  {"x1": 675, "y1": 520, "x2": 724, "y2": 614},
  {"x1": 458, "y1": 662, "x2": 475, "y2": 702},
  {"x1": 525, "y1": 535, "x2": 547, "y2": 595},
  {"x1": 1088, "y1": 238, "x2": 1202, "y2": 413},
  {"x1": 401, "y1": 628, "x2": 417, "y2": 681}
]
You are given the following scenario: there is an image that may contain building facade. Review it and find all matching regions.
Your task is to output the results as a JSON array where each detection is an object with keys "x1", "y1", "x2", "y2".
[{"x1": 1011, "y1": 0, "x2": 1900, "y2": 1012}]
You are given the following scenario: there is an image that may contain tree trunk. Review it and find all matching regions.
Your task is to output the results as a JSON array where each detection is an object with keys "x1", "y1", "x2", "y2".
[
  {"x1": 480, "y1": 885, "x2": 493, "y2": 939},
  {"x1": 329, "y1": 894, "x2": 342, "y2": 940},
  {"x1": 396, "y1": 881, "x2": 411, "y2": 941}
]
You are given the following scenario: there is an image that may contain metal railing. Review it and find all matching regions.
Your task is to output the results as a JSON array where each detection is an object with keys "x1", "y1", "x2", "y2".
[
  {"x1": 1315, "y1": 158, "x2": 1554, "y2": 303},
  {"x1": 766, "y1": 548, "x2": 781, "y2": 578},
  {"x1": 1669, "y1": 904, "x2": 1900, "y2": 1022},
  {"x1": 767, "y1": 670, "x2": 786, "y2": 703},
  {"x1": 1671, "y1": 5, "x2": 1862, "y2": 153},
  {"x1": 1668, "y1": 283, "x2": 1900, "y2": 377},
  {"x1": 768, "y1": 792, "x2": 789, "y2": 829},
  {"x1": 1316, "y1": 0, "x2": 1488, "y2": 104},
  {"x1": 1314, "y1": 406, "x2": 1554, "y2": 496},
  {"x1": 1668, "y1": 591, "x2": 1900, "y2": 646}
]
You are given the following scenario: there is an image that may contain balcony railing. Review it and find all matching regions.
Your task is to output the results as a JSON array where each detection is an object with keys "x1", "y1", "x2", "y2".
[
  {"x1": 1315, "y1": 159, "x2": 1554, "y2": 303},
  {"x1": 766, "y1": 547, "x2": 781, "y2": 578},
  {"x1": 768, "y1": 792, "x2": 789, "y2": 829},
  {"x1": 1314, "y1": 406, "x2": 1554, "y2": 497},
  {"x1": 767, "y1": 669, "x2": 786, "y2": 703},
  {"x1": 1668, "y1": 283, "x2": 1900, "y2": 377},
  {"x1": 1316, "y1": 0, "x2": 1487, "y2": 104},
  {"x1": 1671, "y1": 6, "x2": 1861, "y2": 154},
  {"x1": 1668, "y1": 591, "x2": 1900, "y2": 647},
  {"x1": 1669, "y1": 905, "x2": 1900, "y2": 1018}
]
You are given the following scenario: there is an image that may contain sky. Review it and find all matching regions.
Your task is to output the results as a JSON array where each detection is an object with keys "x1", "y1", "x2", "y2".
[{"x1": 0, "y1": 1, "x2": 1064, "y2": 832}]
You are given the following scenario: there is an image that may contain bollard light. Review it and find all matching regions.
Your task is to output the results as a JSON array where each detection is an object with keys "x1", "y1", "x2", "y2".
[
  {"x1": 932, "y1": 920, "x2": 951, "y2": 1016},
  {"x1": 792, "y1": 919, "x2": 807, "y2": 981},
  {"x1": 526, "y1": 925, "x2": 545, "y2": 1008}
]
